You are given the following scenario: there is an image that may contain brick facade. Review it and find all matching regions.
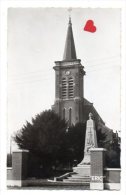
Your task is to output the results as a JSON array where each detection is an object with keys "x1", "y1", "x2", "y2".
[{"x1": 52, "y1": 60, "x2": 85, "y2": 125}]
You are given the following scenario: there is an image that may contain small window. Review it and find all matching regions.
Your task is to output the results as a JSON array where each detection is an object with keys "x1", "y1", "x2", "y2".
[
  {"x1": 68, "y1": 77, "x2": 74, "y2": 98},
  {"x1": 69, "y1": 108, "x2": 72, "y2": 126},
  {"x1": 62, "y1": 77, "x2": 67, "y2": 99}
]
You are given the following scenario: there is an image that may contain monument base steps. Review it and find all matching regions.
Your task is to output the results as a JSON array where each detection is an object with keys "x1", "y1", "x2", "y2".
[
  {"x1": 63, "y1": 179, "x2": 90, "y2": 184},
  {"x1": 62, "y1": 165, "x2": 90, "y2": 185},
  {"x1": 63, "y1": 177, "x2": 90, "y2": 183}
]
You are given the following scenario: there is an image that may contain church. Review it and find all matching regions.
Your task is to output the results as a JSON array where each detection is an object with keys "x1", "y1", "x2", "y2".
[{"x1": 52, "y1": 17, "x2": 110, "y2": 135}]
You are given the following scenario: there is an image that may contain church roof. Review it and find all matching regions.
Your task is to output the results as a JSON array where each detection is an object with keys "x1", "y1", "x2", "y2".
[
  {"x1": 83, "y1": 98, "x2": 113, "y2": 142},
  {"x1": 83, "y1": 98, "x2": 105, "y2": 125},
  {"x1": 83, "y1": 98, "x2": 93, "y2": 106},
  {"x1": 63, "y1": 17, "x2": 77, "y2": 61}
]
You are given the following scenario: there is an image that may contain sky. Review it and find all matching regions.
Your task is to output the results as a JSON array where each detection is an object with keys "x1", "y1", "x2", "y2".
[{"x1": 7, "y1": 8, "x2": 121, "y2": 147}]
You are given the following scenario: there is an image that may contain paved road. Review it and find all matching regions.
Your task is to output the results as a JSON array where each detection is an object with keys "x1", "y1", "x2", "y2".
[{"x1": 8, "y1": 186, "x2": 89, "y2": 190}]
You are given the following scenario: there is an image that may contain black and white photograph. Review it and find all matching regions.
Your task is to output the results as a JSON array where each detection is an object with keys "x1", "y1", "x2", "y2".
[{"x1": 0, "y1": 0, "x2": 126, "y2": 193}]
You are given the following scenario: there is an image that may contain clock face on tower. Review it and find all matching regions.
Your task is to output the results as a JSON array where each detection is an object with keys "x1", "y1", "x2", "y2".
[{"x1": 65, "y1": 70, "x2": 71, "y2": 75}]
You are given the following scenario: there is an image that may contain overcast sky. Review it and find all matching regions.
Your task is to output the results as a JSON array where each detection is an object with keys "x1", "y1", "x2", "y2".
[{"x1": 7, "y1": 8, "x2": 121, "y2": 144}]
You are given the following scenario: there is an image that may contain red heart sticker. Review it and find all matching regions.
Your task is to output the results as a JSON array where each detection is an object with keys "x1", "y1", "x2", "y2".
[{"x1": 84, "y1": 20, "x2": 96, "y2": 33}]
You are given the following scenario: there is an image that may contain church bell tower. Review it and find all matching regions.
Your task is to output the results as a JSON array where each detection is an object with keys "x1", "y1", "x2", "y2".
[{"x1": 52, "y1": 17, "x2": 85, "y2": 126}]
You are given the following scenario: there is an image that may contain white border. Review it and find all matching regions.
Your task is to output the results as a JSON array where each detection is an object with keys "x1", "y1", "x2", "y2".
[{"x1": 0, "y1": 1, "x2": 126, "y2": 195}]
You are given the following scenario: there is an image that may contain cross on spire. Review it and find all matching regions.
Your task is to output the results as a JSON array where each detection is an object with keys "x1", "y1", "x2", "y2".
[{"x1": 68, "y1": 7, "x2": 72, "y2": 17}]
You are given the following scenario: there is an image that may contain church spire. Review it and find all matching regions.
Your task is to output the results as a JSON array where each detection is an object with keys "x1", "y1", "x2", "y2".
[{"x1": 63, "y1": 17, "x2": 77, "y2": 61}]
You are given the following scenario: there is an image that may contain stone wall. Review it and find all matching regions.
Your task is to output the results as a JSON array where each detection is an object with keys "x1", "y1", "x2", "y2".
[
  {"x1": 7, "y1": 149, "x2": 121, "y2": 189},
  {"x1": 7, "y1": 150, "x2": 29, "y2": 187},
  {"x1": 90, "y1": 148, "x2": 121, "y2": 190},
  {"x1": 104, "y1": 168, "x2": 121, "y2": 190},
  {"x1": 7, "y1": 167, "x2": 13, "y2": 180}
]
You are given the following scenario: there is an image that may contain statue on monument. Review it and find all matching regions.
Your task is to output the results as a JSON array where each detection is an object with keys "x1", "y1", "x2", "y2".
[{"x1": 79, "y1": 112, "x2": 98, "y2": 165}]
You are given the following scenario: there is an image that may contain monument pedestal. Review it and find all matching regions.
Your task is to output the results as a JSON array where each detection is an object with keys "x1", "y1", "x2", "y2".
[
  {"x1": 72, "y1": 113, "x2": 97, "y2": 179},
  {"x1": 73, "y1": 165, "x2": 90, "y2": 177},
  {"x1": 63, "y1": 113, "x2": 97, "y2": 185}
]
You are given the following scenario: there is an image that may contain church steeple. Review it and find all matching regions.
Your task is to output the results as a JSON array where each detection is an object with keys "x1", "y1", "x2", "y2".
[
  {"x1": 63, "y1": 17, "x2": 77, "y2": 60},
  {"x1": 53, "y1": 16, "x2": 85, "y2": 125}
]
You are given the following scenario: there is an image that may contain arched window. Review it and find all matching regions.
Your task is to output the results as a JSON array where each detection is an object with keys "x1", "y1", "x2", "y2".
[
  {"x1": 63, "y1": 108, "x2": 65, "y2": 120},
  {"x1": 68, "y1": 77, "x2": 74, "y2": 98},
  {"x1": 62, "y1": 77, "x2": 67, "y2": 99},
  {"x1": 69, "y1": 108, "x2": 72, "y2": 126}
]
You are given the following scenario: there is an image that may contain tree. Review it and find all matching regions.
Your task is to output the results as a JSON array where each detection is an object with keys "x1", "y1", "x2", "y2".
[
  {"x1": 13, "y1": 110, "x2": 67, "y2": 176},
  {"x1": 96, "y1": 122, "x2": 121, "y2": 168},
  {"x1": 62, "y1": 122, "x2": 107, "y2": 166},
  {"x1": 105, "y1": 132, "x2": 121, "y2": 168},
  {"x1": 65, "y1": 123, "x2": 86, "y2": 165}
]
